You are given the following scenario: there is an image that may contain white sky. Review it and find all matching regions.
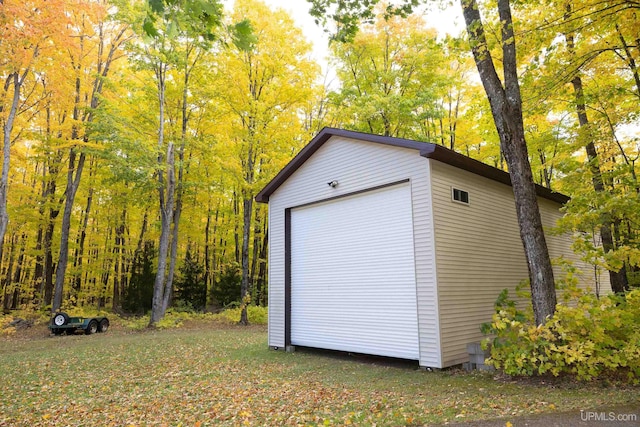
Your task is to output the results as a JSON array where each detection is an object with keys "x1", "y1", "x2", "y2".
[{"x1": 224, "y1": 0, "x2": 464, "y2": 79}]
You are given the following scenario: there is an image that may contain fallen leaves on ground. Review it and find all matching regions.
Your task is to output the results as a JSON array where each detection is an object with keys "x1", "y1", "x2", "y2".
[{"x1": 0, "y1": 323, "x2": 637, "y2": 426}]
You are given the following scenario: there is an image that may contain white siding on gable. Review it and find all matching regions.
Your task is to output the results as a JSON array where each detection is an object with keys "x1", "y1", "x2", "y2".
[{"x1": 267, "y1": 136, "x2": 442, "y2": 367}]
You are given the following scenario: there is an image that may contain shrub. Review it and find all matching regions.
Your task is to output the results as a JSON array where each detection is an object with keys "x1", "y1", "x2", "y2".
[
  {"x1": 118, "y1": 310, "x2": 216, "y2": 330},
  {"x1": 0, "y1": 314, "x2": 16, "y2": 337},
  {"x1": 218, "y1": 305, "x2": 268, "y2": 325},
  {"x1": 111, "y1": 306, "x2": 268, "y2": 331},
  {"x1": 482, "y1": 288, "x2": 640, "y2": 383}
]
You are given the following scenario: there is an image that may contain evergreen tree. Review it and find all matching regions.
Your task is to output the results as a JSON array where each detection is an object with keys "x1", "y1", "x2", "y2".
[
  {"x1": 122, "y1": 241, "x2": 156, "y2": 314},
  {"x1": 174, "y1": 248, "x2": 206, "y2": 311}
]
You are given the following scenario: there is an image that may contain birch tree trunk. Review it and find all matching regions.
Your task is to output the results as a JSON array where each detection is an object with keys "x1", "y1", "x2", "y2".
[
  {"x1": 0, "y1": 71, "x2": 26, "y2": 264},
  {"x1": 149, "y1": 59, "x2": 174, "y2": 326},
  {"x1": 161, "y1": 50, "x2": 198, "y2": 313}
]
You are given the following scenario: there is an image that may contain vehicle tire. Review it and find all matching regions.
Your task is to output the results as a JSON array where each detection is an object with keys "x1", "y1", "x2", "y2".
[
  {"x1": 52, "y1": 328, "x2": 64, "y2": 336},
  {"x1": 52, "y1": 312, "x2": 69, "y2": 327},
  {"x1": 98, "y1": 319, "x2": 109, "y2": 333},
  {"x1": 85, "y1": 320, "x2": 98, "y2": 335}
]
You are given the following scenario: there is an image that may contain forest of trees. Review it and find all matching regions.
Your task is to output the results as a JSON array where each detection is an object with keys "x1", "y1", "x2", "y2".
[{"x1": 0, "y1": 0, "x2": 638, "y2": 323}]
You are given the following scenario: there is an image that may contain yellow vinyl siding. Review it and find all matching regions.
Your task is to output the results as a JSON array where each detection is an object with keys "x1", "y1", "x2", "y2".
[{"x1": 430, "y1": 160, "x2": 608, "y2": 367}]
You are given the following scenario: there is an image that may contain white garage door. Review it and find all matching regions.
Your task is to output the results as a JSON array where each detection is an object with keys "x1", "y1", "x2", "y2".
[{"x1": 290, "y1": 182, "x2": 419, "y2": 360}]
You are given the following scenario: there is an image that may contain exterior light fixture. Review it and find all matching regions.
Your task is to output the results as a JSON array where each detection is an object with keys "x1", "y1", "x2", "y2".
[{"x1": 328, "y1": 180, "x2": 339, "y2": 188}]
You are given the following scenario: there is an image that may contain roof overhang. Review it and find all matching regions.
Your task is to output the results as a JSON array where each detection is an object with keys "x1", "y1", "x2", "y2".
[{"x1": 255, "y1": 127, "x2": 569, "y2": 205}]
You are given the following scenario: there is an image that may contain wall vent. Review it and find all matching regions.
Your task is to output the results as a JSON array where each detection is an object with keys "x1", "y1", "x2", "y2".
[{"x1": 452, "y1": 188, "x2": 469, "y2": 204}]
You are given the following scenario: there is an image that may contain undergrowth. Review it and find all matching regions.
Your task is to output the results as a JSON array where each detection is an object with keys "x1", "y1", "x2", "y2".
[
  {"x1": 117, "y1": 305, "x2": 268, "y2": 330},
  {"x1": 1, "y1": 305, "x2": 268, "y2": 334},
  {"x1": 482, "y1": 267, "x2": 640, "y2": 383}
]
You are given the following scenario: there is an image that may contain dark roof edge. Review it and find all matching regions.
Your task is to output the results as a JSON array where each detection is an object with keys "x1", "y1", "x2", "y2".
[
  {"x1": 256, "y1": 127, "x2": 426, "y2": 203},
  {"x1": 255, "y1": 127, "x2": 569, "y2": 205},
  {"x1": 425, "y1": 145, "x2": 569, "y2": 204}
]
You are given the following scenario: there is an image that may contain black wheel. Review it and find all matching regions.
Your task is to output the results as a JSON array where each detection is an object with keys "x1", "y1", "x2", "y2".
[
  {"x1": 98, "y1": 319, "x2": 109, "y2": 333},
  {"x1": 52, "y1": 312, "x2": 69, "y2": 327},
  {"x1": 85, "y1": 320, "x2": 98, "y2": 335},
  {"x1": 52, "y1": 328, "x2": 64, "y2": 336}
]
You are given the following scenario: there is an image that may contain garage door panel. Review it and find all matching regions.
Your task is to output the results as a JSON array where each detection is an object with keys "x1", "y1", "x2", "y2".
[{"x1": 290, "y1": 183, "x2": 419, "y2": 360}]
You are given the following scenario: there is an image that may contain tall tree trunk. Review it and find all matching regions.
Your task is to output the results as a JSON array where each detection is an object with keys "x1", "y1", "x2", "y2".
[
  {"x1": 462, "y1": 0, "x2": 557, "y2": 325},
  {"x1": 162, "y1": 208, "x2": 179, "y2": 313},
  {"x1": 161, "y1": 55, "x2": 195, "y2": 313},
  {"x1": 52, "y1": 54, "x2": 86, "y2": 313},
  {"x1": 50, "y1": 13, "x2": 129, "y2": 313},
  {"x1": 239, "y1": 125, "x2": 258, "y2": 326},
  {"x1": 0, "y1": 71, "x2": 27, "y2": 263},
  {"x1": 135, "y1": 210, "x2": 149, "y2": 259},
  {"x1": 205, "y1": 201, "x2": 222, "y2": 306},
  {"x1": 72, "y1": 177, "x2": 94, "y2": 304},
  {"x1": 150, "y1": 141, "x2": 174, "y2": 325},
  {"x1": 239, "y1": 196, "x2": 252, "y2": 325},
  {"x1": 42, "y1": 157, "x2": 63, "y2": 308},
  {"x1": 34, "y1": 109, "x2": 63, "y2": 308},
  {"x1": 564, "y1": 6, "x2": 629, "y2": 293},
  {"x1": 162, "y1": 167, "x2": 181, "y2": 313},
  {"x1": 33, "y1": 223, "x2": 44, "y2": 306},
  {"x1": 1, "y1": 278, "x2": 9, "y2": 311},
  {"x1": 113, "y1": 208, "x2": 127, "y2": 310},
  {"x1": 149, "y1": 57, "x2": 172, "y2": 327},
  {"x1": 42, "y1": 210, "x2": 57, "y2": 307},
  {"x1": 52, "y1": 149, "x2": 86, "y2": 312},
  {"x1": 250, "y1": 210, "x2": 263, "y2": 303},
  {"x1": 256, "y1": 227, "x2": 268, "y2": 306},
  {"x1": 570, "y1": 76, "x2": 628, "y2": 292},
  {"x1": 233, "y1": 191, "x2": 241, "y2": 264},
  {"x1": 203, "y1": 203, "x2": 212, "y2": 305},
  {"x1": 149, "y1": 63, "x2": 174, "y2": 325},
  {"x1": 13, "y1": 233, "x2": 27, "y2": 307},
  {"x1": 448, "y1": 89, "x2": 461, "y2": 151},
  {"x1": 98, "y1": 226, "x2": 113, "y2": 310},
  {"x1": 2, "y1": 232, "x2": 16, "y2": 310}
]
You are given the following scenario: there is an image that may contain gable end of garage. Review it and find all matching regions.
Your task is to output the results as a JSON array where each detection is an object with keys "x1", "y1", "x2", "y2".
[{"x1": 256, "y1": 128, "x2": 568, "y2": 204}]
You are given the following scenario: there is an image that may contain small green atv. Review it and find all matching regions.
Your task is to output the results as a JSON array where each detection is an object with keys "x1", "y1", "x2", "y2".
[{"x1": 49, "y1": 312, "x2": 110, "y2": 336}]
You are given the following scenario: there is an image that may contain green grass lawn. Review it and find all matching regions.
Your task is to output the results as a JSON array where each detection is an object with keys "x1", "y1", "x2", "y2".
[{"x1": 1, "y1": 322, "x2": 637, "y2": 426}]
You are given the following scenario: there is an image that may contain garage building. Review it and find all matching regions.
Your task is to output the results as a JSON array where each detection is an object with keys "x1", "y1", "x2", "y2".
[{"x1": 256, "y1": 127, "x2": 608, "y2": 369}]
